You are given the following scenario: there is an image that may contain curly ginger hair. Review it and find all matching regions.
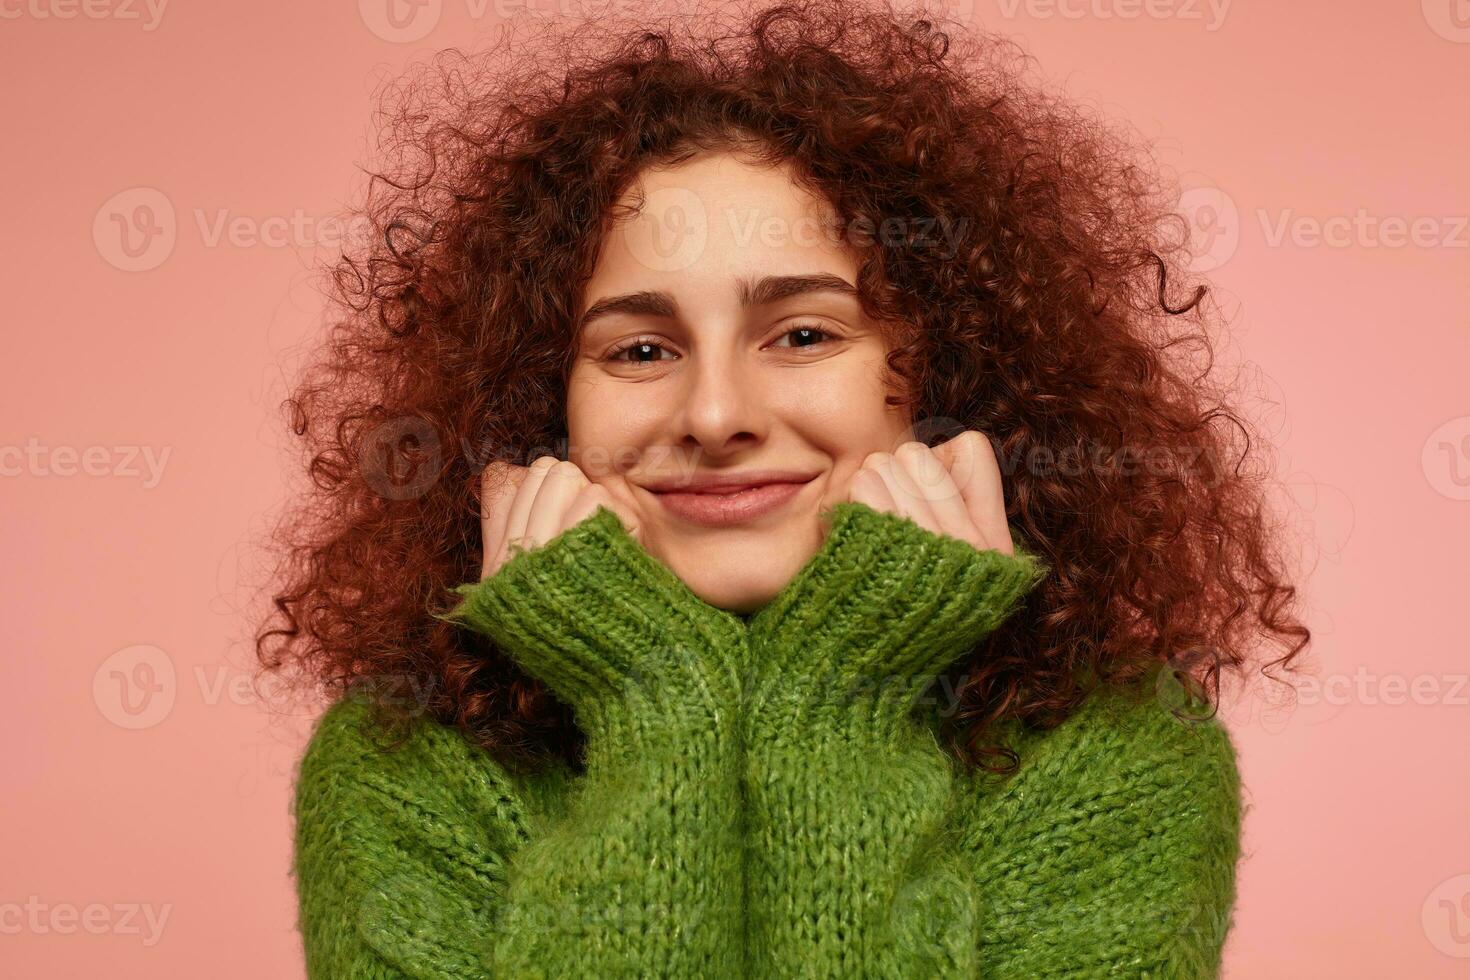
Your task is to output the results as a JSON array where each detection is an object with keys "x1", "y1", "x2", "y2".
[{"x1": 255, "y1": 0, "x2": 1311, "y2": 775}]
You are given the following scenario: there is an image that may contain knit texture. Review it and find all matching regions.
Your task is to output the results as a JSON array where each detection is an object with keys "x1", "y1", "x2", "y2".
[{"x1": 291, "y1": 501, "x2": 1243, "y2": 978}]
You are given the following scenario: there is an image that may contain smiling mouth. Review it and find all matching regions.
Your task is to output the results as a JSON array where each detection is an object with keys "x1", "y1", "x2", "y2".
[{"x1": 647, "y1": 478, "x2": 813, "y2": 526}]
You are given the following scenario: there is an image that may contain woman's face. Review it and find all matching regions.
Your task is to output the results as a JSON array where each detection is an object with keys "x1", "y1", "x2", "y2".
[{"x1": 567, "y1": 149, "x2": 915, "y2": 613}]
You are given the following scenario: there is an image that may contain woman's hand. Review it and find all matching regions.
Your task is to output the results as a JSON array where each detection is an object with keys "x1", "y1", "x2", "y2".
[
  {"x1": 844, "y1": 430, "x2": 1016, "y2": 557},
  {"x1": 739, "y1": 431, "x2": 1037, "y2": 979},
  {"x1": 447, "y1": 454, "x2": 747, "y2": 725},
  {"x1": 478, "y1": 455, "x2": 641, "y2": 580},
  {"x1": 740, "y1": 427, "x2": 1047, "y2": 736}
]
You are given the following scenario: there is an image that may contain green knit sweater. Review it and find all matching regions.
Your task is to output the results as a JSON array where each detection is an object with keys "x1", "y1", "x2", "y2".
[{"x1": 291, "y1": 501, "x2": 1242, "y2": 978}]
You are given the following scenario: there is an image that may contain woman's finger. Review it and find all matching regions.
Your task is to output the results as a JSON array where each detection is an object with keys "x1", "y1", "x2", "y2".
[
  {"x1": 481, "y1": 460, "x2": 528, "y2": 579},
  {"x1": 892, "y1": 441, "x2": 982, "y2": 548},
  {"x1": 861, "y1": 450, "x2": 943, "y2": 536},
  {"x1": 563, "y1": 482, "x2": 643, "y2": 545},
  {"x1": 502, "y1": 455, "x2": 558, "y2": 563},
  {"x1": 932, "y1": 431, "x2": 1012, "y2": 555},
  {"x1": 847, "y1": 458, "x2": 897, "y2": 517},
  {"x1": 525, "y1": 460, "x2": 589, "y2": 544}
]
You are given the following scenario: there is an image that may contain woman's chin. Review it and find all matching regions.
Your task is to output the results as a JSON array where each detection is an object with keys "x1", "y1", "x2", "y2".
[
  {"x1": 652, "y1": 536, "x2": 816, "y2": 616},
  {"x1": 682, "y1": 570, "x2": 783, "y2": 616}
]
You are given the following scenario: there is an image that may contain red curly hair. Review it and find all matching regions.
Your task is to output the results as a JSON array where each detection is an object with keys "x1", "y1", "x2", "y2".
[{"x1": 255, "y1": 0, "x2": 1310, "y2": 775}]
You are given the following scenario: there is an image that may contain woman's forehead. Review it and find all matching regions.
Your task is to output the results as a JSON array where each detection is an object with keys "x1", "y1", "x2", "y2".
[{"x1": 580, "y1": 152, "x2": 858, "y2": 310}]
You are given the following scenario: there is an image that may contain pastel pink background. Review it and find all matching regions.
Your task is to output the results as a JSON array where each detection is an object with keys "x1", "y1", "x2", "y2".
[{"x1": 3, "y1": 1, "x2": 1467, "y2": 976}]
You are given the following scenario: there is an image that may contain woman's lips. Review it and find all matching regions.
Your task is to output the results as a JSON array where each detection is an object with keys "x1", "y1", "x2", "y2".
[{"x1": 651, "y1": 479, "x2": 810, "y2": 526}]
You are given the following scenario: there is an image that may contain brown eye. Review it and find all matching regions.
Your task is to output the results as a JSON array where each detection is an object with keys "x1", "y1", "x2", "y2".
[
  {"x1": 606, "y1": 339, "x2": 674, "y2": 363},
  {"x1": 771, "y1": 324, "x2": 833, "y2": 349}
]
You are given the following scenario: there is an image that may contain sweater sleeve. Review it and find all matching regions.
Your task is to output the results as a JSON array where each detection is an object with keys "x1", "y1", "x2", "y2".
[
  {"x1": 292, "y1": 504, "x2": 750, "y2": 979},
  {"x1": 739, "y1": 501, "x2": 1050, "y2": 978},
  {"x1": 740, "y1": 501, "x2": 1244, "y2": 978},
  {"x1": 957, "y1": 667, "x2": 1244, "y2": 978}
]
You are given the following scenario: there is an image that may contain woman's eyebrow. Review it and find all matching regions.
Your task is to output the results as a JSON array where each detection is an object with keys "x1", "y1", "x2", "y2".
[{"x1": 577, "y1": 273, "x2": 858, "y2": 331}]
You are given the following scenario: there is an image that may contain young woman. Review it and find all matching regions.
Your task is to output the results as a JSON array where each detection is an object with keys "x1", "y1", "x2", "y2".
[{"x1": 259, "y1": 0, "x2": 1310, "y2": 975}]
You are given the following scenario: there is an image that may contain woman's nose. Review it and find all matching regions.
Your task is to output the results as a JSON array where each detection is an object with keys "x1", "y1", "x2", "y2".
[{"x1": 673, "y1": 348, "x2": 768, "y2": 452}]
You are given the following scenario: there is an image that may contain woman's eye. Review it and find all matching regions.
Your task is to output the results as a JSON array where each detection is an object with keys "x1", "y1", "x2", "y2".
[
  {"x1": 771, "y1": 324, "x2": 833, "y2": 349},
  {"x1": 605, "y1": 324, "x2": 834, "y2": 364},
  {"x1": 606, "y1": 340, "x2": 673, "y2": 364}
]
